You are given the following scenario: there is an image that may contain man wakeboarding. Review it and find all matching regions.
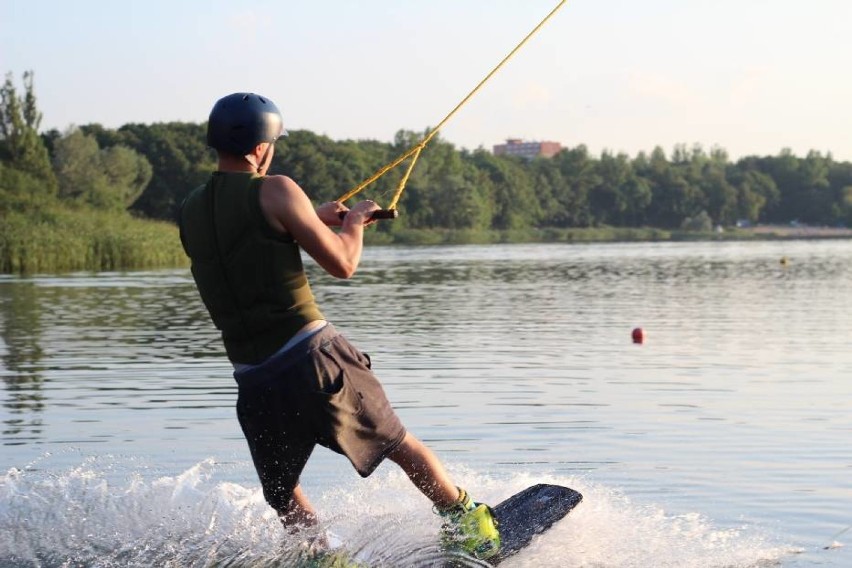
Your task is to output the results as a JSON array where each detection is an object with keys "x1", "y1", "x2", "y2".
[{"x1": 178, "y1": 92, "x2": 500, "y2": 560}]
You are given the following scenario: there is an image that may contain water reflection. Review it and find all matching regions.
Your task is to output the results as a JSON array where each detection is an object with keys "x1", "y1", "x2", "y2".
[
  {"x1": 0, "y1": 280, "x2": 45, "y2": 444},
  {"x1": 3, "y1": 241, "x2": 852, "y2": 456},
  {"x1": 0, "y1": 272, "x2": 231, "y2": 448}
]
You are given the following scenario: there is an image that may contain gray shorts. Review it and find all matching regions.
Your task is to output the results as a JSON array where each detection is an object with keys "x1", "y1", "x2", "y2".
[{"x1": 233, "y1": 324, "x2": 406, "y2": 512}]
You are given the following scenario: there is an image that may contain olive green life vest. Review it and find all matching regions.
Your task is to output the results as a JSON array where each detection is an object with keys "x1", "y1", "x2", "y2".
[{"x1": 179, "y1": 172, "x2": 324, "y2": 364}]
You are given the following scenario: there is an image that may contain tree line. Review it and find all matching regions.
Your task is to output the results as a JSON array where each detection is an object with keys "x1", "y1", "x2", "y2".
[
  {"x1": 3, "y1": 70, "x2": 852, "y2": 237},
  {"x1": 0, "y1": 72, "x2": 185, "y2": 273}
]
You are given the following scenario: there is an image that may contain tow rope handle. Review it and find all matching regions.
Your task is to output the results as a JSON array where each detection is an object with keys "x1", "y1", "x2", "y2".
[{"x1": 337, "y1": 209, "x2": 400, "y2": 221}]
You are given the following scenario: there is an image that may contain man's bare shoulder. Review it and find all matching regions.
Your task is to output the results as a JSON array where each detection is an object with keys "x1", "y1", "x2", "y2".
[
  {"x1": 259, "y1": 175, "x2": 314, "y2": 232},
  {"x1": 261, "y1": 174, "x2": 299, "y2": 193},
  {"x1": 260, "y1": 175, "x2": 308, "y2": 206}
]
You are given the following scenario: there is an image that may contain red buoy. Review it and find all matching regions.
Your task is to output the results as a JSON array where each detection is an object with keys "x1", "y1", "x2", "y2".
[{"x1": 632, "y1": 327, "x2": 645, "y2": 344}]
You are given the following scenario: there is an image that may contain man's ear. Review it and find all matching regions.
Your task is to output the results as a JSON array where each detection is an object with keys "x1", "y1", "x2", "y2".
[
  {"x1": 252, "y1": 143, "x2": 268, "y2": 160},
  {"x1": 244, "y1": 143, "x2": 267, "y2": 169}
]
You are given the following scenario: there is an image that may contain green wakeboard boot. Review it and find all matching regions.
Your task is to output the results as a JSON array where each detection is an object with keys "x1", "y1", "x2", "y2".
[{"x1": 437, "y1": 487, "x2": 501, "y2": 560}]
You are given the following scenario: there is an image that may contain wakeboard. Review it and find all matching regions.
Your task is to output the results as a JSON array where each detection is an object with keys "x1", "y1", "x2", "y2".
[{"x1": 489, "y1": 483, "x2": 583, "y2": 565}]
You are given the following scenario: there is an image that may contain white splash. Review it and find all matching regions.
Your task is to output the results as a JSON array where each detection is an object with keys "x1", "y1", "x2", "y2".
[{"x1": 1, "y1": 457, "x2": 794, "y2": 567}]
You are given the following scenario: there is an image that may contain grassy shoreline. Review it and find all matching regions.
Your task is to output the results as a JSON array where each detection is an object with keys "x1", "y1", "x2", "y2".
[
  {"x1": 2, "y1": 214, "x2": 850, "y2": 275},
  {"x1": 0, "y1": 209, "x2": 188, "y2": 275}
]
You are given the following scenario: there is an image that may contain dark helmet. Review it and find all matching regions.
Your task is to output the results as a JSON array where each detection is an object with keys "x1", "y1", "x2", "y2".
[{"x1": 206, "y1": 93, "x2": 286, "y2": 156}]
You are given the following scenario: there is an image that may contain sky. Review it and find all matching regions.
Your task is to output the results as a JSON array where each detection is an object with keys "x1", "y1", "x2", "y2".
[{"x1": 2, "y1": 0, "x2": 852, "y2": 161}]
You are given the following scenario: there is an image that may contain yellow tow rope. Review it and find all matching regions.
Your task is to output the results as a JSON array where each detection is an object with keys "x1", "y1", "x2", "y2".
[{"x1": 336, "y1": 0, "x2": 567, "y2": 211}]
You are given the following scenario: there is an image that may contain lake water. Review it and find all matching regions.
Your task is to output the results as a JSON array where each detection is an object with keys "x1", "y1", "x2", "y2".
[{"x1": 1, "y1": 240, "x2": 850, "y2": 567}]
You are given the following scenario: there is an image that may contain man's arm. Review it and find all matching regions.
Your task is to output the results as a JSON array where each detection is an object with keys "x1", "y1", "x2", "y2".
[
  {"x1": 315, "y1": 200, "x2": 347, "y2": 227},
  {"x1": 259, "y1": 175, "x2": 379, "y2": 279}
]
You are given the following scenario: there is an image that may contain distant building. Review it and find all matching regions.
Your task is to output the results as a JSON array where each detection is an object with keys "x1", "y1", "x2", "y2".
[{"x1": 493, "y1": 138, "x2": 562, "y2": 159}]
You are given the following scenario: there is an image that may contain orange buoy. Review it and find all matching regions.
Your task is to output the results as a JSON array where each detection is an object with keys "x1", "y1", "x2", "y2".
[{"x1": 632, "y1": 327, "x2": 645, "y2": 344}]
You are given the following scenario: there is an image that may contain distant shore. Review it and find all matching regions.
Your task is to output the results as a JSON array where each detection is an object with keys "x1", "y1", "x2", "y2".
[
  {"x1": 738, "y1": 224, "x2": 852, "y2": 239},
  {"x1": 4, "y1": 220, "x2": 850, "y2": 275},
  {"x1": 363, "y1": 224, "x2": 852, "y2": 247}
]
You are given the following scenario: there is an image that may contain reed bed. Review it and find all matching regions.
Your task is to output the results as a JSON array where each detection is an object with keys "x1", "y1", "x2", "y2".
[{"x1": 0, "y1": 209, "x2": 188, "y2": 274}]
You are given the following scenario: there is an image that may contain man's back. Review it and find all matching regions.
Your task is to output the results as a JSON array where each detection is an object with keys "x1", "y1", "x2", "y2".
[{"x1": 179, "y1": 171, "x2": 322, "y2": 365}]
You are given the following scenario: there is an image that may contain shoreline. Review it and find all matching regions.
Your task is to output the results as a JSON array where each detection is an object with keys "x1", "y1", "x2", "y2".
[
  {"x1": 738, "y1": 224, "x2": 852, "y2": 239},
  {"x1": 3, "y1": 222, "x2": 850, "y2": 276},
  {"x1": 364, "y1": 224, "x2": 852, "y2": 247}
]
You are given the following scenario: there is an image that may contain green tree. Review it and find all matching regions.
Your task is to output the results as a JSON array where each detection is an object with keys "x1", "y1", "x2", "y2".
[
  {"x1": 53, "y1": 128, "x2": 102, "y2": 202},
  {"x1": 547, "y1": 145, "x2": 597, "y2": 227},
  {"x1": 471, "y1": 150, "x2": 540, "y2": 230},
  {"x1": 828, "y1": 161, "x2": 852, "y2": 225},
  {"x1": 589, "y1": 151, "x2": 638, "y2": 226},
  {"x1": 620, "y1": 175, "x2": 653, "y2": 227},
  {"x1": 639, "y1": 146, "x2": 706, "y2": 228},
  {"x1": 0, "y1": 162, "x2": 48, "y2": 213},
  {"x1": 840, "y1": 186, "x2": 852, "y2": 226},
  {"x1": 101, "y1": 145, "x2": 153, "y2": 207},
  {"x1": 83, "y1": 122, "x2": 213, "y2": 219},
  {"x1": 392, "y1": 133, "x2": 490, "y2": 230},
  {"x1": 700, "y1": 166, "x2": 737, "y2": 227},
  {"x1": 0, "y1": 71, "x2": 58, "y2": 205},
  {"x1": 681, "y1": 210, "x2": 713, "y2": 231},
  {"x1": 797, "y1": 150, "x2": 833, "y2": 223},
  {"x1": 275, "y1": 130, "x2": 336, "y2": 199},
  {"x1": 732, "y1": 169, "x2": 777, "y2": 223},
  {"x1": 53, "y1": 128, "x2": 152, "y2": 210}
]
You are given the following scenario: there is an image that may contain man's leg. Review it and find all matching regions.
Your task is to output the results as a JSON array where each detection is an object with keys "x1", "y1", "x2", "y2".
[
  {"x1": 387, "y1": 432, "x2": 501, "y2": 559},
  {"x1": 278, "y1": 484, "x2": 332, "y2": 551},
  {"x1": 279, "y1": 483, "x2": 319, "y2": 528},
  {"x1": 386, "y1": 432, "x2": 460, "y2": 508}
]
